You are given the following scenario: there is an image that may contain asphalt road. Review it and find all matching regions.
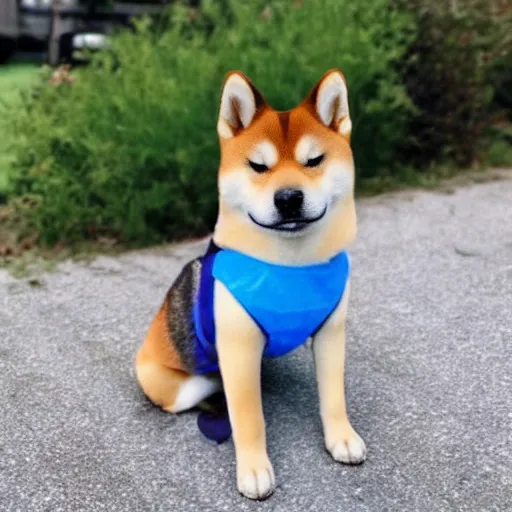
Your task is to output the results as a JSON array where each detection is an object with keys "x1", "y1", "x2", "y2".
[{"x1": 1, "y1": 175, "x2": 511, "y2": 512}]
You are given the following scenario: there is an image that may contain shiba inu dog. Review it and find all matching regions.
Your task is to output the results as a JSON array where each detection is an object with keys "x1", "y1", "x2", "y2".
[{"x1": 135, "y1": 69, "x2": 366, "y2": 500}]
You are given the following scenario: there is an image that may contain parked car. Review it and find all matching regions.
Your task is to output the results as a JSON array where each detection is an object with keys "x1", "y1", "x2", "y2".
[{"x1": 0, "y1": 0, "x2": 164, "y2": 65}]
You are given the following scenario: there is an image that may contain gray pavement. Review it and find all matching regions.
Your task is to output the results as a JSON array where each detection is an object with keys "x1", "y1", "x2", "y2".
[{"x1": 1, "y1": 175, "x2": 512, "y2": 512}]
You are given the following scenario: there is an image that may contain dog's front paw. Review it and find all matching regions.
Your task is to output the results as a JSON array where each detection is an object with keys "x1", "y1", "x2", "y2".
[
  {"x1": 326, "y1": 426, "x2": 367, "y2": 465},
  {"x1": 237, "y1": 455, "x2": 275, "y2": 500}
]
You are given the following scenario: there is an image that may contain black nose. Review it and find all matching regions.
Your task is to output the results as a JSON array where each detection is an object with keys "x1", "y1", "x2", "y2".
[{"x1": 274, "y1": 188, "x2": 304, "y2": 218}]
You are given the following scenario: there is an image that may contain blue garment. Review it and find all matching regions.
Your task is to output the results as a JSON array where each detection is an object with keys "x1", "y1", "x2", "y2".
[{"x1": 193, "y1": 242, "x2": 350, "y2": 374}]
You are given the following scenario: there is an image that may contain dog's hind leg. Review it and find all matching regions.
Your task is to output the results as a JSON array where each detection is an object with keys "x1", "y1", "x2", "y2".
[
  {"x1": 135, "y1": 302, "x2": 221, "y2": 413},
  {"x1": 136, "y1": 354, "x2": 220, "y2": 413}
]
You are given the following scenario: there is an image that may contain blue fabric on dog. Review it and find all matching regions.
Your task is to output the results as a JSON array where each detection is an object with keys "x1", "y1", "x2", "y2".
[
  {"x1": 197, "y1": 410, "x2": 232, "y2": 444},
  {"x1": 193, "y1": 243, "x2": 350, "y2": 374}
]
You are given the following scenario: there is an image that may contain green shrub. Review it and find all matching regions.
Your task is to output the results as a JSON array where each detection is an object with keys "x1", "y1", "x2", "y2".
[
  {"x1": 398, "y1": 0, "x2": 512, "y2": 167},
  {"x1": 482, "y1": 123, "x2": 512, "y2": 167},
  {"x1": 8, "y1": 0, "x2": 414, "y2": 246},
  {"x1": 0, "y1": 63, "x2": 40, "y2": 202},
  {"x1": 490, "y1": 50, "x2": 512, "y2": 118}
]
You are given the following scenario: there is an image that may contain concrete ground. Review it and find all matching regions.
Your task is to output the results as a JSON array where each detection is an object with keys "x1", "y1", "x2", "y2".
[{"x1": 1, "y1": 174, "x2": 511, "y2": 512}]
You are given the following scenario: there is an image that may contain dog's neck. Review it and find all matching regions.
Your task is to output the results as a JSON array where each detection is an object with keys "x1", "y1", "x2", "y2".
[{"x1": 213, "y1": 198, "x2": 357, "y2": 266}]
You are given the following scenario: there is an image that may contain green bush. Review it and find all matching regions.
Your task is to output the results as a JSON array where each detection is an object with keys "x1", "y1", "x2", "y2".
[
  {"x1": 8, "y1": 0, "x2": 414, "y2": 246},
  {"x1": 490, "y1": 50, "x2": 512, "y2": 118},
  {"x1": 398, "y1": 0, "x2": 512, "y2": 167}
]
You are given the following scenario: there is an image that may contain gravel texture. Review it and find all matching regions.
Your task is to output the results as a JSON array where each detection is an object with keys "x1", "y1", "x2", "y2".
[{"x1": 1, "y1": 176, "x2": 511, "y2": 511}]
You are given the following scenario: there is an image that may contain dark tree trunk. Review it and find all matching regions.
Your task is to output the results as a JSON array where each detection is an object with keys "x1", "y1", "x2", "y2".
[{"x1": 48, "y1": 0, "x2": 62, "y2": 66}]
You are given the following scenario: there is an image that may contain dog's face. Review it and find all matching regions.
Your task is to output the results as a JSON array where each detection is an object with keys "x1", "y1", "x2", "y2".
[{"x1": 217, "y1": 70, "x2": 354, "y2": 238}]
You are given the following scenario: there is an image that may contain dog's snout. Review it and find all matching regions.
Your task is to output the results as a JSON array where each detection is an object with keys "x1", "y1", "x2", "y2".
[{"x1": 274, "y1": 188, "x2": 304, "y2": 218}]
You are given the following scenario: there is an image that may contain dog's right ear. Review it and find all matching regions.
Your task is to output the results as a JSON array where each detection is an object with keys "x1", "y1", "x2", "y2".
[{"x1": 217, "y1": 71, "x2": 266, "y2": 139}]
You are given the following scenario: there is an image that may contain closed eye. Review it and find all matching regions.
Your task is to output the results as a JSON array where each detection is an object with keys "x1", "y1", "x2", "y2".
[
  {"x1": 305, "y1": 154, "x2": 325, "y2": 168},
  {"x1": 248, "y1": 159, "x2": 269, "y2": 173}
]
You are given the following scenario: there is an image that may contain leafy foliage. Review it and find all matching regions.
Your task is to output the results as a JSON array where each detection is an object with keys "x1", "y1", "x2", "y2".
[
  {"x1": 8, "y1": 0, "x2": 414, "y2": 245},
  {"x1": 398, "y1": 0, "x2": 512, "y2": 166}
]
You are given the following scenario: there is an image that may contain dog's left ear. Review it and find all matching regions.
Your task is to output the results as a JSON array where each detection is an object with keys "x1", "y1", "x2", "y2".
[{"x1": 306, "y1": 70, "x2": 351, "y2": 138}]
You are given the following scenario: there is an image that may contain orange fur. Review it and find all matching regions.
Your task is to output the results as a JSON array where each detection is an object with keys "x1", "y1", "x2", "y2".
[
  {"x1": 138, "y1": 300, "x2": 187, "y2": 371},
  {"x1": 136, "y1": 70, "x2": 364, "y2": 500},
  {"x1": 214, "y1": 280, "x2": 274, "y2": 498},
  {"x1": 136, "y1": 300, "x2": 189, "y2": 411},
  {"x1": 214, "y1": 73, "x2": 356, "y2": 265}
]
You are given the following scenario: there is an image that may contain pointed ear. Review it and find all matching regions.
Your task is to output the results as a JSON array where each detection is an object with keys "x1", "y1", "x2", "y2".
[
  {"x1": 306, "y1": 70, "x2": 351, "y2": 138},
  {"x1": 217, "y1": 71, "x2": 266, "y2": 139}
]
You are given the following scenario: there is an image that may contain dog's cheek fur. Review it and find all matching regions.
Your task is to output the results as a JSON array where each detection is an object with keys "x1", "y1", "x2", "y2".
[
  {"x1": 299, "y1": 161, "x2": 353, "y2": 218},
  {"x1": 300, "y1": 180, "x2": 330, "y2": 219},
  {"x1": 218, "y1": 169, "x2": 251, "y2": 212},
  {"x1": 219, "y1": 170, "x2": 276, "y2": 223},
  {"x1": 319, "y1": 161, "x2": 354, "y2": 206}
]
